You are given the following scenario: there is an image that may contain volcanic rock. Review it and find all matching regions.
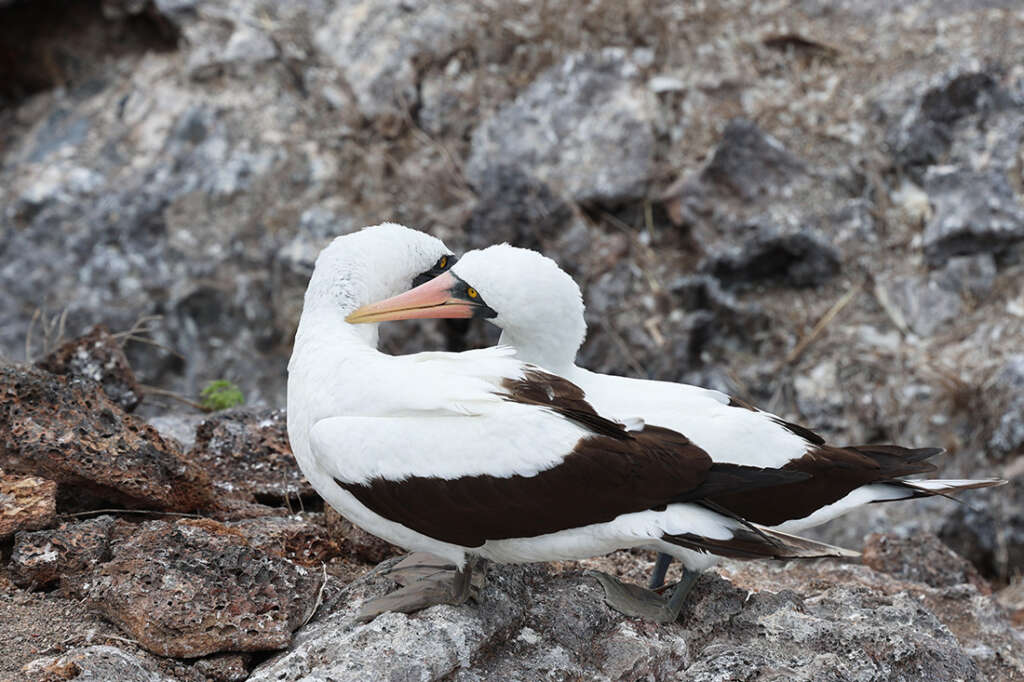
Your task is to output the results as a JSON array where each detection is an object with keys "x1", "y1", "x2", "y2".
[
  {"x1": 704, "y1": 224, "x2": 840, "y2": 289},
  {"x1": 324, "y1": 505, "x2": 401, "y2": 565},
  {"x1": 227, "y1": 514, "x2": 340, "y2": 567},
  {"x1": 36, "y1": 324, "x2": 141, "y2": 412},
  {"x1": 988, "y1": 355, "x2": 1024, "y2": 457},
  {"x1": 66, "y1": 518, "x2": 322, "y2": 658},
  {"x1": 0, "y1": 473, "x2": 57, "y2": 541},
  {"x1": 188, "y1": 408, "x2": 312, "y2": 505},
  {"x1": 462, "y1": 165, "x2": 573, "y2": 251},
  {"x1": 249, "y1": 534, "x2": 1024, "y2": 681},
  {"x1": 886, "y1": 70, "x2": 1013, "y2": 177},
  {"x1": 862, "y1": 531, "x2": 989, "y2": 590},
  {"x1": 0, "y1": 365, "x2": 213, "y2": 511},
  {"x1": 922, "y1": 169, "x2": 1024, "y2": 265},
  {"x1": 699, "y1": 118, "x2": 808, "y2": 201},
  {"x1": 9, "y1": 515, "x2": 121, "y2": 589},
  {"x1": 467, "y1": 48, "x2": 657, "y2": 205},
  {"x1": 21, "y1": 645, "x2": 174, "y2": 682},
  {"x1": 312, "y1": 0, "x2": 479, "y2": 125}
]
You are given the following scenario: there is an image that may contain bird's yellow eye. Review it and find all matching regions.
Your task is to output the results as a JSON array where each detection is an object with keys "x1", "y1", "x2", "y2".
[
  {"x1": 467, "y1": 287, "x2": 478, "y2": 298},
  {"x1": 439, "y1": 256, "x2": 448, "y2": 269}
]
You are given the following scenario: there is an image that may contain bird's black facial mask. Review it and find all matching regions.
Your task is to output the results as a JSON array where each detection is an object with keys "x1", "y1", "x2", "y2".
[
  {"x1": 448, "y1": 274, "x2": 497, "y2": 319},
  {"x1": 413, "y1": 254, "x2": 457, "y2": 288}
]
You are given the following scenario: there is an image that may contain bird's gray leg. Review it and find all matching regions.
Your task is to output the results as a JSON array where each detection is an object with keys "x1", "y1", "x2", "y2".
[
  {"x1": 661, "y1": 568, "x2": 700, "y2": 622},
  {"x1": 587, "y1": 567, "x2": 701, "y2": 624},
  {"x1": 648, "y1": 553, "x2": 673, "y2": 589},
  {"x1": 468, "y1": 557, "x2": 489, "y2": 602},
  {"x1": 449, "y1": 558, "x2": 475, "y2": 605}
]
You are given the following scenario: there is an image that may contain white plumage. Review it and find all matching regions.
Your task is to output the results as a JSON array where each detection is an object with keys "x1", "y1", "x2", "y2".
[
  {"x1": 288, "y1": 225, "x2": 853, "y2": 587},
  {"x1": 364, "y1": 243, "x2": 1003, "y2": 538}
]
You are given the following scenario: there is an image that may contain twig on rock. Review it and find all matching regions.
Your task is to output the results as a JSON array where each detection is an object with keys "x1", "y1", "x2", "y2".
[
  {"x1": 871, "y1": 279, "x2": 911, "y2": 336},
  {"x1": 99, "y1": 633, "x2": 147, "y2": 649},
  {"x1": 137, "y1": 384, "x2": 207, "y2": 411},
  {"x1": 782, "y1": 279, "x2": 863, "y2": 367},
  {"x1": 63, "y1": 508, "x2": 205, "y2": 519},
  {"x1": 24, "y1": 308, "x2": 40, "y2": 361},
  {"x1": 303, "y1": 563, "x2": 330, "y2": 626},
  {"x1": 25, "y1": 308, "x2": 71, "y2": 361},
  {"x1": 113, "y1": 315, "x2": 187, "y2": 360},
  {"x1": 111, "y1": 314, "x2": 163, "y2": 340}
]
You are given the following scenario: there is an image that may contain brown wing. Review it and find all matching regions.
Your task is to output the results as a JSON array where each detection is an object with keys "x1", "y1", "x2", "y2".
[
  {"x1": 500, "y1": 368, "x2": 632, "y2": 439},
  {"x1": 723, "y1": 395, "x2": 947, "y2": 525},
  {"x1": 707, "y1": 444, "x2": 941, "y2": 526},
  {"x1": 335, "y1": 370, "x2": 808, "y2": 547},
  {"x1": 336, "y1": 427, "x2": 712, "y2": 547}
]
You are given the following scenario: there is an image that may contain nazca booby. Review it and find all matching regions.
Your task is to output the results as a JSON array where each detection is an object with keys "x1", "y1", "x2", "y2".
[
  {"x1": 348, "y1": 242, "x2": 1005, "y2": 608},
  {"x1": 292, "y1": 224, "x2": 857, "y2": 623}
]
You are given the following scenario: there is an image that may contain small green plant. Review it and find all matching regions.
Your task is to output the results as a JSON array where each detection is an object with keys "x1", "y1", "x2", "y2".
[{"x1": 200, "y1": 380, "x2": 245, "y2": 411}]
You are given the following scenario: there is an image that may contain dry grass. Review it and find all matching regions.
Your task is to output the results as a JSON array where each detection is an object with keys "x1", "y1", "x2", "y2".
[{"x1": 23, "y1": 308, "x2": 67, "y2": 362}]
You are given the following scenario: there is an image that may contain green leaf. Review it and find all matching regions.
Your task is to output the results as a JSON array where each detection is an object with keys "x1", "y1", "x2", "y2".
[{"x1": 200, "y1": 379, "x2": 244, "y2": 411}]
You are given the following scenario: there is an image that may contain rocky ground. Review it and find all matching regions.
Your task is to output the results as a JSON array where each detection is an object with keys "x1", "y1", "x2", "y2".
[
  {"x1": 1, "y1": 350, "x2": 1023, "y2": 681},
  {"x1": 2, "y1": 0, "x2": 1024, "y2": 679}
]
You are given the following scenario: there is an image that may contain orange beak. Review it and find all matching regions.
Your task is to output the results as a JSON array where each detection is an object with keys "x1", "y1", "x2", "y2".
[{"x1": 346, "y1": 272, "x2": 476, "y2": 323}]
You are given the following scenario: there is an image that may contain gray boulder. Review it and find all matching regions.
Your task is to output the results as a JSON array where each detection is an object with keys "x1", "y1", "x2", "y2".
[
  {"x1": 467, "y1": 48, "x2": 657, "y2": 205},
  {"x1": 886, "y1": 71, "x2": 1012, "y2": 177},
  {"x1": 462, "y1": 165, "x2": 574, "y2": 250},
  {"x1": 313, "y1": 0, "x2": 479, "y2": 125},
  {"x1": 988, "y1": 355, "x2": 1024, "y2": 457},
  {"x1": 704, "y1": 223, "x2": 840, "y2": 289},
  {"x1": 699, "y1": 118, "x2": 808, "y2": 201},
  {"x1": 878, "y1": 271, "x2": 963, "y2": 337},
  {"x1": 249, "y1": 535, "x2": 1024, "y2": 681},
  {"x1": 22, "y1": 646, "x2": 175, "y2": 682},
  {"x1": 923, "y1": 169, "x2": 1024, "y2": 265}
]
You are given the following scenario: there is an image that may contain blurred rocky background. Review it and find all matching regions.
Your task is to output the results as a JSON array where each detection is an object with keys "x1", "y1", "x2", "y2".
[{"x1": 2, "y1": 0, "x2": 1023, "y2": 679}]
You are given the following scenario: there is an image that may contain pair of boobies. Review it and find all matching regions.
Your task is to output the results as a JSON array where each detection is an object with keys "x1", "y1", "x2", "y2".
[{"x1": 286, "y1": 223, "x2": 1004, "y2": 623}]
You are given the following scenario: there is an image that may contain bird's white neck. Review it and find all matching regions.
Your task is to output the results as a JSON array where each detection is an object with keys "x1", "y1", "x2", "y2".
[
  {"x1": 287, "y1": 293, "x2": 384, "y2": 458},
  {"x1": 498, "y1": 328, "x2": 577, "y2": 375},
  {"x1": 289, "y1": 269, "x2": 385, "y2": 380},
  {"x1": 294, "y1": 304, "x2": 378, "y2": 354},
  {"x1": 291, "y1": 246, "x2": 397, "y2": 357}
]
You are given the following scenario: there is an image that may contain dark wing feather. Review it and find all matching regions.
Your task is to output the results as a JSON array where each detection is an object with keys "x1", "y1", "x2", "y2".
[
  {"x1": 335, "y1": 429, "x2": 712, "y2": 547},
  {"x1": 707, "y1": 443, "x2": 943, "y2": 526},
  {"x1": 335, "y1": 370, "x2": 812, "y2": 547},
  {"x1": 500, "y1": 369, "x2": 631, "y2": 439}
]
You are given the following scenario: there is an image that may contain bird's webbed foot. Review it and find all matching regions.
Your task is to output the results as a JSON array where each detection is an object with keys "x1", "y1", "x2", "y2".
[
  {"x1": 356, "y1": 554, "x2": 488, "y2": 622},
  {"x1": 586, "y1": 567, "x2": 700, "y2": 624}
]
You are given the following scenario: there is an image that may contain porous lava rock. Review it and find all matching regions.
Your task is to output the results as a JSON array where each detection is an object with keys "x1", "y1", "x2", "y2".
[
  {"x1": 188, "y1": 408, "x2": 312, "y2": 505},
  {"x1": 0, "y1": 365, "x2": 213, "y2": 511},
  {"x1": 0, "y1": 472, "x2": 57, "y2": 541},
  {"x1": 36, "y1": 324, "x2": 142, "y2": 412},
  {"x1": 67, "y1": 518, "x2": 322, "y2": 658}
]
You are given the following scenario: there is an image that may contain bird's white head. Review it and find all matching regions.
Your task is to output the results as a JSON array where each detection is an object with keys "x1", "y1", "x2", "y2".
[
  {"x1": 295, "y1": 223, "x2": 455, "y2": 355},
  {"x1": 347, "y1": 243, "x2": 586, "y2": 371},
  {"x1": 453, "y1": 245, "x2": 586, "y2": 369},
  {"x1": 304, "y1": 223, "x2": 453, "y2": 316}
]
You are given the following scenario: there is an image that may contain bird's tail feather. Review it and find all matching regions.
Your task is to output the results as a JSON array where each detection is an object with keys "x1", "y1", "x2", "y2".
[
  {"x1": 876, "y1": 477, "x2": 1008, "y2": 505},
  {"x1": 662, "y1": 523, "x2": 858, "y2": 561},
  {"x1": 845, "y1": 444, "x2": 941, "y2": 477},
  {"x1": 901, "y1": 478, "x2": 1007, "y2": 493},
  {"x1": 756, "y1": 525, "x2": 861, "y2": 559}
]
